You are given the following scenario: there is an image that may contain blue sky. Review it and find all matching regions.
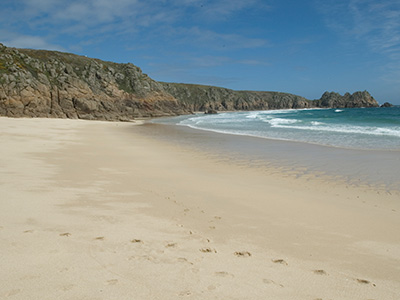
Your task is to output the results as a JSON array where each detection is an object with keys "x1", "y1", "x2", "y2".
[{"x1": 1, "y1": 0, "x2": 400, "y2": 104}]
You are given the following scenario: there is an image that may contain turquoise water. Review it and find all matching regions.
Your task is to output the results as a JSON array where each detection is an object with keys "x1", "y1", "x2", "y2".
[{"x1": 159, "y1": 107, "x2": 400, "y2": 150}]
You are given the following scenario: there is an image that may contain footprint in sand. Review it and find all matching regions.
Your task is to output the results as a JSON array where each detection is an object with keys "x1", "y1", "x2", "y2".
[
  {"x1": 234, "y1": 251, "x2": 252, "y2": 257},
  {"x1": 356, "y1": 278, "x2": 376, "y2": 286},
  {"x1": 165, "y1": 242, "x2": 177, "y2": 248},
  {"x1": 263, "y1": 279, "x2": 284, "y2": 287},
  {"x1": 272, "y1": 259, "x2": 288, "y2": 265},
  {"x1": 178, "y1": 290, "x2": 192, "y2": 296},
  {"x1": 200, "y1": 247, "x2": 217, "y2": 253},
  {"x1": 177, "y1": 257, "x2": 193, "y2": 265},
  {"x1": 106, "y1": 279, "x2": 118, "y2": 285},
  {"x1": 130, "y1": 239, "x2": 143, "y2": 243},
  {"x1": 313, "y1": 269, "x2": 328, "y2": 275},
  {"x1": 59, "y1": 232, "x2": 71, "y2": 237},
  {"x1": 94, "y1": 236, "x2": 104, "y2": 240},
  {"x1": 129, "y1": 255, "x2": 156, "y2": 262},
  {"x1": 215, "y1": 271, "x2": 234, "y2": 278}
]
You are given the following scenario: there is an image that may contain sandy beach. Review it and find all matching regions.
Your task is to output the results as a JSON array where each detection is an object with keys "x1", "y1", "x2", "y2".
[{"x1": 1, "y1": 116, "x2": 399, "y2": 300}]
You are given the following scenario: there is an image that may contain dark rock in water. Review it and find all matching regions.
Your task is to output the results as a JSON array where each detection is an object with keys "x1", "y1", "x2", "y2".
[
  {"x1": 205, "y1": 109, "x2": 218, "y2": 114},
  {"x1": 380, "y1": 102, "x2": 393, "y2": 107}
]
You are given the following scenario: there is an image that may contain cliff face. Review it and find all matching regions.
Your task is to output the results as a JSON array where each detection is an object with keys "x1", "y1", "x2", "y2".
[
  {"x1": 161, "y1": 83, "x2": 379, "y2": 111},
  {"x1": 0, "y1": 43, "x2": 379, "y2": 121},
  {"x1": 0, "y1": 44, "x2": 187, "y2": 120},
  {"x1": 160, "y1": 82, "x2": 313, "y2": 111}
]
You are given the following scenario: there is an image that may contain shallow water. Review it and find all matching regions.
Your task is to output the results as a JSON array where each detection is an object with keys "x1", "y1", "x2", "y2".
[
  {"x1": 137, "y1": 121, "x2": 400, "y2": 191},
  {"x1": 157, "y1": 107, "x2": 400, "y2": 151}
]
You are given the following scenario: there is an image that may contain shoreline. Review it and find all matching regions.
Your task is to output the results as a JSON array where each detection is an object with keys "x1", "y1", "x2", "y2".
[
  {"x1": 1, "y1": 117, "x2": 399, "y2": 299},
  {"x1": 142, "y1": 120, "x2": 400, "y2": 192},
  {"x1": 153, "y1": 107, "x2": 400, "y2": 152}
]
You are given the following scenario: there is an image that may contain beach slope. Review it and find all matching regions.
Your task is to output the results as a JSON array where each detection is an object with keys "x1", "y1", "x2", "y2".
[{"x1": 0, "y1": 117, "x2": 399, "y2": 299}]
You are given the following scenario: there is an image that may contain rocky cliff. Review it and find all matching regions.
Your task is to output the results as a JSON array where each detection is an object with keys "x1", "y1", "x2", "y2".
[
  {"x1": 161, "y1": 83, "x2": 379, "y2": 111},
  {"x1": 160, "y1": 82, "x2": 313, "y2": 111},
  {"x1": 0, "y1": 43, "x2": 379, "y2": 120},
  {"x1": 0, "y1": 44, "x2": 187, "y2": 120}
]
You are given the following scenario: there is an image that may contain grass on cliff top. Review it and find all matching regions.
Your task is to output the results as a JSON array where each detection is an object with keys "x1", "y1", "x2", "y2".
[
  {"x1": 17, "y1": 48, "x2": 133, "y2": 73},
  {"x1": 15, "y1": 47, "x2": 147, "y2": 94},
  {"x1": 161, "y1": 81, "x2": 303, "y2": 98}
]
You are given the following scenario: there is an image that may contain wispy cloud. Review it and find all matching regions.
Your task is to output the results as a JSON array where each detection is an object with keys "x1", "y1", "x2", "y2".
[
  {"x1": 316, "y1": 0, "x2": 400, "y2": 56},
  {"x1": 176, "y1": 27, "x2": 270, "y2": 50},
  {"x1": 0, "y1": 30, "x2": 65, "y2": 51},
  {"x1": 193, "y1": 0, "x2": 270, "y2": 21},
  {"x1": 237, "y1": 59, "x2": 270, "y2": 66},
  {"x1": 1, "y1": 0, "x2": 269, "y2": 52},
  {"x1": 315, "y1": 0, "x2": 400, "y2": 83}
]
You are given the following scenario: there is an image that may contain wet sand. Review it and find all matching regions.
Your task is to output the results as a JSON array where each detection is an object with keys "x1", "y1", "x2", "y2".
[
  {"x1": 143, "y1": 121, "x2": 400, "y2": 190},
  {"x1": 0, "y1": 117, "x2": 399, "y2": 299}
]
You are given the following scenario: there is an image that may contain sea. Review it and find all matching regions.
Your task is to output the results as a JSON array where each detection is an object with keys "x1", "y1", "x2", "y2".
[
  {"x1": 149, "y1": 107, "x2": 400, "y2": 190},
  {"x1": 156, "y1": 107, "x2": 400, "y2": 151}
]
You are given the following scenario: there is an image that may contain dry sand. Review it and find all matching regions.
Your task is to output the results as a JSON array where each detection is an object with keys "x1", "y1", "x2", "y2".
[{"x1": 0, "y1": 117, "x2": 399, "y2": 300}]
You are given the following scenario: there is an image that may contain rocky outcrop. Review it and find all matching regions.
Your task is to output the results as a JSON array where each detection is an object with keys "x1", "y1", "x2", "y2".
[
  {"x1": 380, "y1": 102, "x2": 393, "y2": 107},
  {"x1": 0, "y1": 43, "x2": 380, "y2": 120},
  {"x1": 0, "y1": 43, "x2": 187, "y2": 120},
  {"x1": 313, "y1": 91, "x2": 379, "y2": 108}
]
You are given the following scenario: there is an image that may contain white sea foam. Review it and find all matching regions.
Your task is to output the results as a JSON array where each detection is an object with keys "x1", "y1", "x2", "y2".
[
  {"x1": 264, "y1": 118, "x2": 299, "y2": 126},
  {"x1": 245, "y1": 112, "x2": 260, "y2": 119},
  {"x1": 269, "y1": 123, "x2": 400, "y2": 138},
  {"x1": 335, "y1": 109, "x2": 343, "y2": 112},
  {"x1": 173, "y1": 108, "x2": 400, "y2": 150},
  {"x1": 311, "y1": 121, "x2": 324, "y2": 126}
]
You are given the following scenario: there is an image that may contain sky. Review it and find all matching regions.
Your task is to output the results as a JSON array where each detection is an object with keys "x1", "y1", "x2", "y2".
[{"x1": 1, "y1": 0, "x2": 400, "y2": 104}]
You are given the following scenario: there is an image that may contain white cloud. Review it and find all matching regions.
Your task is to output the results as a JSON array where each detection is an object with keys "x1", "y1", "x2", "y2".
[
  {"x1": 0, "y1": 31, "x2": 65, "y2": 51},
  {"x1": 7, "y1": 0, "x2": 268, "y2": 35},
  {"x1": 0, "y1": 0, "x2": 270, "y2": 53}
]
